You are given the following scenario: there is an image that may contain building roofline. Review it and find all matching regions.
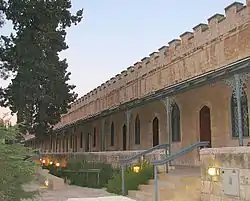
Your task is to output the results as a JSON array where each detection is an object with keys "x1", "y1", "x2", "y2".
[{"x1": 54, "y1": 57, "x2": 250, "y2": 133}]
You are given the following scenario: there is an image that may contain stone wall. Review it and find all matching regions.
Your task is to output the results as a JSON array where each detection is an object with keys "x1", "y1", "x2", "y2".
[
  {"x1": 42, "y1": 149, "x2": 166, "y2": 168},
  {"x1": 200, "y1": 147, "x2": 250, "y2": 201}
]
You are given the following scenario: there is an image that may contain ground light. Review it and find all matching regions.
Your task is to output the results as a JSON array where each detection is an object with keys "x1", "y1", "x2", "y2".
[
  {"x1": 207, "y1": 167, "x2": 220, "y2": 182},
  {"x1": 133, "y1": 166, "x2": 140, "y2": 173},
  {"x1": 40, "y1": 178, "x2": 49, "y2": 189},
  {"x1": 44, "y1": 178, "x2": 49, "y2": 187},
  {"x1": 55, "y1": 162, "x2": 60, "y2": 167},
  {"x1": 207, "y1": 167, "x2": 220, "y2": 176}
]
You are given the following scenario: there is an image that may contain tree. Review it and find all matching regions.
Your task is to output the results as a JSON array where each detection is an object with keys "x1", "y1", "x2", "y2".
[
  {"x1": 0, "y1": 0, "x2": 83, "y2": 137},
  {"x1": 0, "y1": 120, "x2": 38, "y2": 201},
  {"x1": 0, "y1": 6, "x2": 37, "y2": 201}
]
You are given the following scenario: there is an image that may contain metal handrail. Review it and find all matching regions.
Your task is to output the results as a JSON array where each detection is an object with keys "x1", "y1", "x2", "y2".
[
  {"x1": 151, "y1": 141, "x2": 209, "y2": 166},
  {"x1": 151, "y1": 141, "x2": 210, "y2": 201},
  {"x1": 120, "y1": 143, "x2": 169, "y2": 165},
  {"x1": 120, "y1": 143, "x2": 169, "y2": 195}
]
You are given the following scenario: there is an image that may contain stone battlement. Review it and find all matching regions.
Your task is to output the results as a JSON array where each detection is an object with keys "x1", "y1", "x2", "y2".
[{"x1": 55, "y1": 1, "x2": 250, "y2": 129}]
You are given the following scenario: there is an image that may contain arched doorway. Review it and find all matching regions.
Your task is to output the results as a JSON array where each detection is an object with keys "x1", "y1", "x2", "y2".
[
  {"x1": 122, "y1": 124, "x2": 127, "y2": 150},
  {"x1": 199, "y1": 106, "x2": 212, "y2": 147},
  {"x1": 153, "y1": 117, "x2": 159, "y2": 146}
]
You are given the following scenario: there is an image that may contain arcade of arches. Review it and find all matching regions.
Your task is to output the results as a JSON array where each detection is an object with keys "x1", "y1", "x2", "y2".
[{"x1": 29, "y1": 79, "x2": 250, "y2": 165}]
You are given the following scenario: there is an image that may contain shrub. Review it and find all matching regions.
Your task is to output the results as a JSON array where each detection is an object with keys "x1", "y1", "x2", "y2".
[
  {"x1": 106, "y1": 163, "x2": 154, "y2": 195},
  {"x1": 45, "y1": 159, "x2": 117, "y2": 188},
  {"x1": 45, "y1": 164, "x2": 66, "y2": 178},
  {"x1": 0, "y1": 124, "x2": 38, "y2": 201}
]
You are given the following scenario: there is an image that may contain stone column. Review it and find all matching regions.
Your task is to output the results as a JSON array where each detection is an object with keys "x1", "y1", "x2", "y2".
[
  {"x1": 126, "y1": 110, "x2": 132, "y2": 150},
  {"x1": 224, "y1": 72, "x2": 249, "y2": 146}
]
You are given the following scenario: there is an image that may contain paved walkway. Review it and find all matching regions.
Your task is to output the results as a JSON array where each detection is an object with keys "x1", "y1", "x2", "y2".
[
  {"x1": 23, "y1": 182, "x2": 135, "y2": 201},
  {"x1": 67, "y1": 197, "x2": 135, "y2": 201},
  {"x1": 39, "y1": 186, "x2": 112, "y2": 201}
]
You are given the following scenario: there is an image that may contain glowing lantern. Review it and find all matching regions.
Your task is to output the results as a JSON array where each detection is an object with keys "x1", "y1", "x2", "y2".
[
  {"x1": 44, "y1": 178, "x2": 49, "y2": 187},
  {"x1": 133, "y1": 166, "x2": 140, "y2": 173},
  {"x1": 207, "y1": 167, "x2": 220, "y2": 176}
]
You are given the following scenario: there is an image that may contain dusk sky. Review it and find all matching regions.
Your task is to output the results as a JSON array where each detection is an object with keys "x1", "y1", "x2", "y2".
[{"x1": 0, "y1": 0, "x2": 245, "y2": 123}]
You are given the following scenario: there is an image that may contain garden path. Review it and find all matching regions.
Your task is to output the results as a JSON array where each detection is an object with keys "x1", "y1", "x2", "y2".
[{"x1": 23, "y1": 182, "x2": 135, "y2": 201}]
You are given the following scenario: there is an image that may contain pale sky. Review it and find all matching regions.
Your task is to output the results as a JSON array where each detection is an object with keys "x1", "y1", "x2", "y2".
[{"x1": 0, "y1": 0, "x2": 244, "y2": 123}]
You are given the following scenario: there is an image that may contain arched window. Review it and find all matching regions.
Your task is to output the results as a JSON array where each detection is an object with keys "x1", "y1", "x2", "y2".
[
  {"x1": 134, "y1": 115, "x2": 140, "y2": 145},
  {"x1": 70, "y1": 135, "x2": 73, "y2": 148},
  {"x1": 171, "y1": 103, "x2": 181, "y2": 142},
  {"x1": 65, "y1": 137, "x2": 68, "y2": 152},
  {"x1": 56, "y1": 135, "x2": 58, "y2": 151},
  {"x1": 231, "y1": 90, "x2": 249, "y2": 137},
  {"x1": 152, "y1": 117, "x2": 159, "y2": 146},
  {"x1": 111, "y1": 122, "x2": 115, "y2": 146},
  {"x1": 50, "y1": 135, "x2": 53, "y2": 151},
  {"x1": 93, "y1": 127, "x2": 96, "y2": 147},
  {"x1": 62, "y1": 135, "x2": 65, "y2": 151},
  {"x1": 80, "y1": 132, "x2": 83, "y2": 148}
]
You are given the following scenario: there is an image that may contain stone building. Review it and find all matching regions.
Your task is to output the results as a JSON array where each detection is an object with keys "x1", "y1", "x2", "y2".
[{"x1": 28, "y1": 1, "x2": 250, "y2": 166}]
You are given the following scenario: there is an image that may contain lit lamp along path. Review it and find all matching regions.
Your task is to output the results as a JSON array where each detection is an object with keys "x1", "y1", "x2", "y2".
[{"x1": 40, "y1": 178, "x2": 49, "y2": 189}]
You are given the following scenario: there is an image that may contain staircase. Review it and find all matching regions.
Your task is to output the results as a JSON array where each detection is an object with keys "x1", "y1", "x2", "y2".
[{"x1": 127, "y1": 166, "x2": 201, "y2": 201}]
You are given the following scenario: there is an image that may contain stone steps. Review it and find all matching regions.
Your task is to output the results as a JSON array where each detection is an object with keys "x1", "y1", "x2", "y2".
[{"x1": 127, "y1": 166, "x2": 201, "y2": 201}]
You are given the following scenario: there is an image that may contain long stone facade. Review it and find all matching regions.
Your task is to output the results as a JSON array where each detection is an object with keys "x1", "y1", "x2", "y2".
[{"x1": 27, "y1": 1, "x2": 250, "y2": 166}]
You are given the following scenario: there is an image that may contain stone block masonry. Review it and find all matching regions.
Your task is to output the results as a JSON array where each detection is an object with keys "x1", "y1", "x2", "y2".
[
  {"x1": 42, "y1": 149, "x2": 166, "y2": 168},
  {"x1": 200, "y1": 147, "x2": 250, "y2": 201}
]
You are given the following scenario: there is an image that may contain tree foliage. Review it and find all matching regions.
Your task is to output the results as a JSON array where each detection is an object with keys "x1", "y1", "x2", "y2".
[
  {"x1": 0, "y1": 0, "x2": 83, "y2": 137},
  {"x1": 0, "y1": 121, "x2": 38, "y2": 201}
]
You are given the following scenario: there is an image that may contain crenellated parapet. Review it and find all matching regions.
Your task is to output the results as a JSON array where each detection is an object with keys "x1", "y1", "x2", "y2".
[{"x1": 55, "y1": 1, "x2": 250, "y2": 129}]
